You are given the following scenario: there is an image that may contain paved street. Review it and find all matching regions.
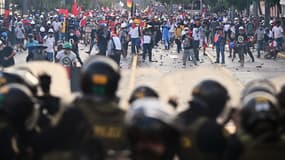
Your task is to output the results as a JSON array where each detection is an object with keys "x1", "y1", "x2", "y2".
[{"x1": 11, "y1": 43, "x2": 285, "y2": 111}]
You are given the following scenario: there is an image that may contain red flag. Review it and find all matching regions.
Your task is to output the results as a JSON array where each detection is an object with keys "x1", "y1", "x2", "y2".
[
  {"x1": 57, "y1": 9, "x2": 69, "y2": 17},
  {"x1": 4, "y1": 9, "x2": 10, "y2": 18},
  {"x1": 72, "y1": 0, "x2": 78, "y2": 16},
  {"x1": 80, "y1": 18, "x2": 87, "y2": 27},
  {"x1": 84, "y1": 11, "x2": 90, "y2": 17}
]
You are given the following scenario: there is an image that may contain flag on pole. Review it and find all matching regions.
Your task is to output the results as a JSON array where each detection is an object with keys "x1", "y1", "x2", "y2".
[
  {"x1": 127, "y1": 0, "x2": 132, "y2": 8},
  {"x1": 56, "y1": 9, "x2": 69, "y2": 17},
  {"x1": 72, "y1": 0, "x2": 78, "y2": 16}
]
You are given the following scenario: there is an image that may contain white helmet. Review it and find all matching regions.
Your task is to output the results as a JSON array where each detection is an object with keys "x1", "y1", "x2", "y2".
[
  {"x1": 47, "y1": 21, "x2": 51, "y2": 25},
  {"x1": 40, "y1": 26, "x2": 46, "y2": 32},
  {"x1": 239, "y1": 26, "x2": 244, "y2": 30},
  {"x1": 121, "y1": 22, "x2": 128, "y2": 28},
  {"x1": 48, "y1": 28, "x2": 54, "y2": 33},
  {"x1": 30, "y1": 20, "x2": 35, "y2": 25}
]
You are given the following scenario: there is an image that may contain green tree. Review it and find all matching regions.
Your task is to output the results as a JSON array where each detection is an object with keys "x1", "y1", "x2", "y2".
[{"x1": 226, "y1": 0, "x2": 249, "y2": 11}]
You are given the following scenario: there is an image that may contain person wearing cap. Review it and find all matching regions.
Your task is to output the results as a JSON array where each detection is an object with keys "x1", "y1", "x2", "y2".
[
  {"x1": 0, "y1": 40, "x2": 16, "y2": 67},
  {"x1": 129, "y1": 19, "x2": 142, "y2": 55},
  {"x1": 107, "y1": 33, "x2": 122, "y2": 65},
  {"x1": 142, "y1": 25, "x2": 154, "y2": 62},
  {"x1": 15, "y1": 22, "x2": 25, "y2": 53},
  {"x1": 119, "y1": 22, "x2": 130, "y2": 58},
  {"x1": 97, "y1": 23, "x2": 111, "y2": 56},
  {"x1": 24, "y1": 33, "x2": 39, "y2": 62},
  {"x1": 43, "y1": 29, "x2": 55, "y2": 62},
  {"x1": 56, "y1": 42, "x2": 77, "y2": 67}
]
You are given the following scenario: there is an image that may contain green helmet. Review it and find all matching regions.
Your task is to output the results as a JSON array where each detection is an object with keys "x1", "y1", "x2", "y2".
[{"x1": 63, "y1": 42, "x2": 72, "y2": 49}]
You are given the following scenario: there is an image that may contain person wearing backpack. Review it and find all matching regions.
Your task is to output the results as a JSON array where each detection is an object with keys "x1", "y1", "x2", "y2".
[{"x1": 107, "y1": 33, "x2": 122, "y2": 65}]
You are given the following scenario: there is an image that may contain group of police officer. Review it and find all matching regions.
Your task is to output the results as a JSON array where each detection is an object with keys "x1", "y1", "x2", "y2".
[{"x1": 0, "y1": 55, "x2": 285, "y2": 160}]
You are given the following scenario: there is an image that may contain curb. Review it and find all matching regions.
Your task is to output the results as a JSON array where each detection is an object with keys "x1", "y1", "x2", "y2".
[{"x1": 278, "y1": 52, "x2": 285, "y2": 59}]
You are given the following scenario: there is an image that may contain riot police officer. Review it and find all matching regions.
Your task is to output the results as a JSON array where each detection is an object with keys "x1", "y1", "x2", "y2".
[
  {"x1": 176, "y1": 80, "x2": 230, "y2": 160},
  {"x1": 125, "y1": 98, "x2": 179, "y2": 160},
  {"x1": 0, "y1": 83, "x2": 40, "y2": 160},
  {"x1": 224, "y1": 80, "x2": 285, "y2": 160},
  {"x1": 128, "y1": 85, "x2": 159, "y2": 104},
  {"x1": 39, "y1": 56, "x2": 127, "y2": 159}
]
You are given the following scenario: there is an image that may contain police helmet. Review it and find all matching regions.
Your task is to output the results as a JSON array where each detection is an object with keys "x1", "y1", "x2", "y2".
[
  {"x1": 4, "y1": 68, "x2": 39, "y2": 95},
  {"x1": 80, "y1": 56, "x2": 120, "y2": 98},
  {"x1": 125, "y1": 98, "x2": 178, "y2": 160},
  {"x1": 191, "y1": 80, "x2": 229, "y2": 118},
  {"x1": 129, "y1": 86, "x2": 159, "y2": 104},
  {"x1": 241, "y1": 79, "x2": 277, "y2": 100},
  {"x1": 240, "y1": 91, "x2": 280, "y2": 136},
  {"x1": 0, "y1": 83, "x2": 39, "y2": 130}
]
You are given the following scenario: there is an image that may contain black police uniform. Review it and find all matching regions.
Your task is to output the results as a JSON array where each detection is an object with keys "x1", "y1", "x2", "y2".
[
  {"x1": 176, "y1": 105, "x2": 228, "y2": 160},
  {"x1": 176, "y1": 80, "x2": 229, "y2": 160}
]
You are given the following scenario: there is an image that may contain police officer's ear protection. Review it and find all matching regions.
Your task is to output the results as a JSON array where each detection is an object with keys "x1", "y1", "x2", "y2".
[{"x1": 4, "y1": 83, "x2": 40, "y2": 131}]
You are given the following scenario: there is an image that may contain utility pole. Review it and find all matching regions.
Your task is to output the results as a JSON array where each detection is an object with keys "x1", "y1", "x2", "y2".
[
  {"x1": 265, "y1": 0, "x2": 270, "y2": 28},
  {"x1": 22, "y1": 0, "x2": 28, "y2": 15},
  {"x1": 253, "y1": 0, "x2": 258, "y2": 17}
]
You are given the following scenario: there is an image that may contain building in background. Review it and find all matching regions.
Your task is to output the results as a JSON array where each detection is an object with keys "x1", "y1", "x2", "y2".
[
  {"x1": 0, "y1": 0, "x2": 5, "y2": 15},
  {"x1": 281, "y1": 0, "x2": 285, "y2": 17}
]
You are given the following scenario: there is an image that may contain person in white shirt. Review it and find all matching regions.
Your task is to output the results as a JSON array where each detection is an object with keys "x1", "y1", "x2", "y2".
[
  {"x1": 56, "y1": 42, "x2": 77, "y2": 67},
  {"x1": 129, "y1": 20, "x2": 141, "y2": 54},
  {"x1": 52, "y1": 19, "x2": 62, "y2": 42},
  {"x1": 193, "y1": 26, "x2": 200, "y2": 61},
  {"x1": 272, "y1": 21, "x2": 284, "y2": 48},
  {"x1": 107, "y1": 33, "x2": 122, "y2": 65},
  {"x1": 223, "y1": 22, "x2": 231, "y2": 41},
  {"x1": 142, "y1": 26, "x2": 153, "y2": 62},
  {"x1": 44, "y1": 29, "x2": 55, "y2": 62}
]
